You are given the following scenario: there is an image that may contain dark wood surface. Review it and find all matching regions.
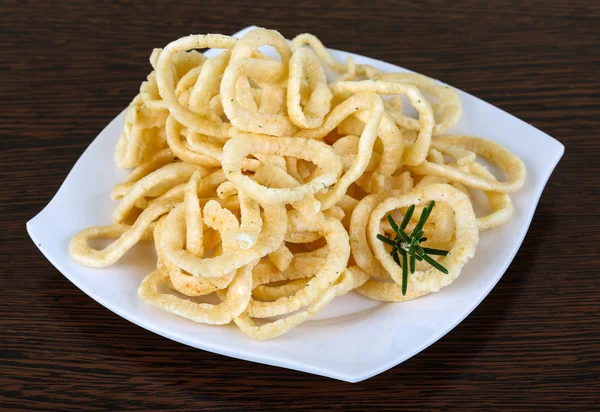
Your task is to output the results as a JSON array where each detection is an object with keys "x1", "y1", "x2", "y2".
[{"x1": 2, "y1": 1, "x2": 599, "y2": 410}]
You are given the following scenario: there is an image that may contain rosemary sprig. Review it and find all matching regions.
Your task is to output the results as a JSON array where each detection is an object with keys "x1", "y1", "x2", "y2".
[{"x1": 376, "y1": 200, "x2": 449, "y2": 295}]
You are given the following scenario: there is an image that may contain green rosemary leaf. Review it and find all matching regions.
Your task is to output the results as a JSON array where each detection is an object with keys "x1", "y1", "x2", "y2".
[
  {"x1": 400, "y1": 204, "x2": 415, "y2": 230},
  {"x1": 412, "y1": 203, "x2": 432, "y2": 237},
  {"x1": 421, "y1": 253, "x2": 449, "y2": 274},
  {"x1": 424, "y1": 200, "x2": 435, "y2": 220},
  {"x1": 401, "y1": 250, "x2": 408, "y2": 295},
  {"x1": 396, "y1": 228, "x2": 411, "y2": 243},
  {"x1": 386, "y1": 213, "x2": 399, "y2": 234},
  {"x1": 391, "y1": 249, "x2": 401, "y2": 266},
  {"x1": 422, "y1": 247, "x2": 449, "y2": 256},
  {"x1": 415, "y1": 244, "x2": 425, "y2": 256},
  {"x1": 377, "y1": 234, "x2": 396, "y2": 247}
]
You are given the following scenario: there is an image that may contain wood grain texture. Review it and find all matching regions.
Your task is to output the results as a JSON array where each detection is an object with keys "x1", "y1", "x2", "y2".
[{"x1": 1, "y1": 0, "x2": 599, "y2": 410}]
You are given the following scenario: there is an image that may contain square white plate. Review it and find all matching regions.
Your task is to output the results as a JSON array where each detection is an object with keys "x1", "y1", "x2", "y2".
[{"x1": 27, "y1": 26, "x2": 564, "y2": 382}]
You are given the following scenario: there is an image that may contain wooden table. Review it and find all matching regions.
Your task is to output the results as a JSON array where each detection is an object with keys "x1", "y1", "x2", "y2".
[{"x1": 2, "y1": 1, "x2": 598, "y2": 410}]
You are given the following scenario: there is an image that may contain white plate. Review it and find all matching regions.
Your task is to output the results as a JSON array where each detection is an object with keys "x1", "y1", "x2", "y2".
[{"x1": 27, "y1": 26, "x2": 564, "y2": 382}]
